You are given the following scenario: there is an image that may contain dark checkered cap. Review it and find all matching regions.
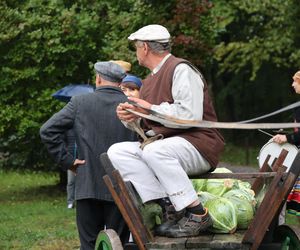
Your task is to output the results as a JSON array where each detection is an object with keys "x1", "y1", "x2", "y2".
[{"x1": 94, "y1": 61, "x2": 126, "y2": 83}]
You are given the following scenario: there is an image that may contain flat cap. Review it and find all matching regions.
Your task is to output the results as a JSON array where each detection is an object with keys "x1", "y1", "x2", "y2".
[
  {"x1": 94, "y1": 61, "x2": 126, "y2": 83},
  {"x1": 128, "y1": 24, "x2": 170, "y2": 43}
]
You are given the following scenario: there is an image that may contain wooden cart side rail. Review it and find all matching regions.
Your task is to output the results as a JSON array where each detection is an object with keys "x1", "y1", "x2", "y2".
[
  {"x1": 251, "y1": 149, "x2": 288, "y2": 194},
  {"x1": 189, "y1": 172, "x2": 285, "y2": 179},
  {"x1": 251, "y1": 154, "x2": 272, "y2": 194},
  {"x1": 103, "y1": 175, "x2": 147, "y2": 250},
  {"x1": 100, "y1": 153, "x2": 152, "y2": 250},
  {"x1": 112, "y1": 170, "x2": 154, "y2": 241},
  {"x1": 242, "y1": 150, "x2": 300, "y2": 250},
  {"x1": 272, "y1": 149, "x2": 288, "y2": 173}
]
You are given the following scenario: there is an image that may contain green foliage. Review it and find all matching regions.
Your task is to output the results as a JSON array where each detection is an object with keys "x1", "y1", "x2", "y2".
[
  {"x1": 166, "y1": 0, "x2": 218, "y2": 67},
  {"x1": 210, "y1": 0, "x2": 300, "y2": 137},
  {"x1": 220, "y1": 143, "x2": 260, "y2": 166},
  {"x1": 213, "y1": 0, "x2": 300, "y2": 80},
  {"x1": 0, "y1": 0, "x2": 219, "y2": 170},
  {"x1": 1, "y1": 0, "x2": 300, "y2": 170},
  {"x1": 0, "y1": 1, "x2": 109, "y2": 170}
]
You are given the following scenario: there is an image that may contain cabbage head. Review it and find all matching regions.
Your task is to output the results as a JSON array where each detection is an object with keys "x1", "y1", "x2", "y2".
[
  {"x1": 223, "y1": 188, "x2": 257, "y2": 209},
  {"x1": 206, "y1": 178, "x2": 236, "y2": 196},
  {"x1": 234, "y1": 180, "x2": 252, "y2": 190},
  {"x1": 213, "y1": 168, "x2": 232, "y2": 173},
  {"x1": 192, "y1": 179, "x2": 207, "y2": 193},
  {"x1": 206, "y1": 197, "x2": 237, "y2": 234},
  {"x1": 226, "y1": 196, "x2": 254, "y2": 229},
  {"x1": 198, "y1": 191, "x2": 217, "y2": 206},
  {"x1": 206, "y1": 168, "x2": 237, "y2": 196},
  {"x1": 140, "y1": 202, "x2": 162, "y2": 230}
]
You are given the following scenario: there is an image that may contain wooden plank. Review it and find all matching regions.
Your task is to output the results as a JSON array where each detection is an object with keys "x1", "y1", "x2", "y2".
[
  {"x1": 242, "y1": 150, "x2": 300, "y2": 250},
  {"x1": 211, "y1": 231, "x2": 249, "y2": 250},
  {"x1": 103, "y1": 175, "x2": 147, "y2": 250},
  {"x1": 251, "y1": 150, "x2": 287, "y2": 197},
  {"x1": 100, "y1": 153, "x2": 150, "y2": 249},
  {"x1": 146, "y1": 236, "x2": 187, "y2": 249},
  {"x1": 113, "y1": 170, "x2": 154, "y2": 242},
  {"x1": 100, "y1": 153, "x2": 118, "y2": 186},
  {"x1": 146, "y1": 232, "x2": 249, "y2": 249},
  {"x1": 189, "y1": 172, "x2": 282, "y2": 179},
  {"x1": 271, "y1": 149, "x2": 288, "y2": 172},
  {"x1": 187, "y1": 232, "x2": 247, "y2": 249},
  {"x1": 251, "y1": 154, "x2": 271, "y2": 194}
]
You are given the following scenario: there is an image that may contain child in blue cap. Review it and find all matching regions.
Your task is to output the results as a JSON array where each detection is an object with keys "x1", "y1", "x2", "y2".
[{"x1": 121, "y1": 75, "x2": 142, "y2": 98}]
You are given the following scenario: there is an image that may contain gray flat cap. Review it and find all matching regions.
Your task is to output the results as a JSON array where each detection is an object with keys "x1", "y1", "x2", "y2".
[{"x1": 94, "y1": 61, "x2": 126, "y2": 83}]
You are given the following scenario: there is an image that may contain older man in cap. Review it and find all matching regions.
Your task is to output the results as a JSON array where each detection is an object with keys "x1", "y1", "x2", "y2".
[
  {"x1": 40, "y1": 61, "x2": 136, "y2": 249},
  {"x1": 108, "y1": 24, "x2": 225, "y2": 237}
]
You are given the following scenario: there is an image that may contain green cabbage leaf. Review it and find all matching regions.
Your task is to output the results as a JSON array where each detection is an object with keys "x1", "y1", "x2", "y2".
[
  {"x1": 198, "y1": 191, "x2": 217, "y2": 206},
  {"x1": 192, "y1": 178, "x2": 207, "y2": 193},
  {"x1": 223, "y1": 188, "x2": 257, "y2": 209}
]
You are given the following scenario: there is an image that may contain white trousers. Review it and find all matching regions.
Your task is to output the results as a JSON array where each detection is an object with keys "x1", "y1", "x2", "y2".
[{"x1": 107, "y1": 136, "x2": 211, "y2": 211}]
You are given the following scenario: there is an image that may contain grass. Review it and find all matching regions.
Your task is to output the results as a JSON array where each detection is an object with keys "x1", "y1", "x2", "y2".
[
  {"x1": 0, "y1": 171, "x2": 79, "y2": 250},
  {"x1": 220, "y1": 143, "x2": 261, "y2": 167}
]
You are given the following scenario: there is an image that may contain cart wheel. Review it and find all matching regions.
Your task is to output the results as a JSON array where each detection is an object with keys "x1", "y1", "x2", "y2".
[
  {"x1": 273, "y1": 224, "x2": 300, "y2": 250},
  {"x1": 95, "y1": 229, "x2": 123, "y2": 250}
]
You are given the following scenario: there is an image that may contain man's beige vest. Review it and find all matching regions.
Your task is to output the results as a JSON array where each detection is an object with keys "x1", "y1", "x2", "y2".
[{"x1": 140, "y1": 55, "x2": 224, "y2": 169}]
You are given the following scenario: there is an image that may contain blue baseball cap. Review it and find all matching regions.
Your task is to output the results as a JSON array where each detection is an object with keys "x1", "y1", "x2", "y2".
[{"x1": 122, "y1": 75, "x2": 142, "y2": 88}]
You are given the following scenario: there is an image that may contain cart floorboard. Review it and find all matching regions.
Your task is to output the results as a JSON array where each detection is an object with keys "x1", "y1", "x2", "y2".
[{"x1": 147, "y1": 231, "x2": 248, "y2": 249}]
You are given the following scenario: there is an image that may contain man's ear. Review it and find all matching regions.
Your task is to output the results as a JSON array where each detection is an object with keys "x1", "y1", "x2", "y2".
[
  {"x1": 96, "y1": 74, "x2": 101, "y2": 85},
  {"x1": 143, "y1": 42, "x2": 149, "y2": 55}
]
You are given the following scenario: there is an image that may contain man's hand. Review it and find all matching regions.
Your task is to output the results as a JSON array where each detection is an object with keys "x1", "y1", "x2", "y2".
[
  {"x1": 69, "y1": 159, "x2": 86, "y2": 174},
  {"x1": 128, "y1": 97, "x2": 152, "y2": 110},
  {"x1": 272, "y1": 134, "x2": 287, "y2": 144},
  {"x1": 117, "y1": 98, "x2": 152, "y2": 122},
  {"x1": 117, "y1": 102, "x2": 138, "y2": 122}
]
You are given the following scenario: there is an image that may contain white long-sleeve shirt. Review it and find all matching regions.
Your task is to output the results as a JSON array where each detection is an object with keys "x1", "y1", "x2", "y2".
[{"x1": 150, "y1": 54, "x2": 204, "y2": 121}]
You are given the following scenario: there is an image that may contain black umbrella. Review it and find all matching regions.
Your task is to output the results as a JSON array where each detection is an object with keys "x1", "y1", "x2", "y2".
[{"x1": 52, "y1": 84, "x2": 95, "y2": 102}]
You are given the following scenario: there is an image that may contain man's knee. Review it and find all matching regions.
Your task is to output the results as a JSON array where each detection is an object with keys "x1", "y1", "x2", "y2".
[{"x1": 107, "y1": 143, "x2": 120, "y2": 161}]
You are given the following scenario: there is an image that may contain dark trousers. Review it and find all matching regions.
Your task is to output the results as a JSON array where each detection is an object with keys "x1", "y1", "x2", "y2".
[{"x1": 76, "y1": 199, "x2": 129, "y2": 250}]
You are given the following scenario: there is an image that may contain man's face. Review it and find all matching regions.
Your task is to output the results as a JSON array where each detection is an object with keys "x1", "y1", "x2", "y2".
[{"x1": 292, "y1": 75, "x2": 300, "y2": 94}]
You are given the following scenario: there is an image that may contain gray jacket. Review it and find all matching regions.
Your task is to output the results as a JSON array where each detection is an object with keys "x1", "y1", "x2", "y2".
[{"x1": 40, "y1": 86, "x2": 136, "y2": 201}]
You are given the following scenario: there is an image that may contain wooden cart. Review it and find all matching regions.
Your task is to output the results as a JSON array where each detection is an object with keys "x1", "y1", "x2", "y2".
[{"x1": 96, "y1": 148, "x2": 300, "y2": 250}]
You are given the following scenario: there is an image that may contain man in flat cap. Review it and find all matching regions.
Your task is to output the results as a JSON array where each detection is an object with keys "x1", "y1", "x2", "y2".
[
  {"x1": 40, "y1": 61, "x2": 136, "y2": 249},
  {"x1": 108, "y1": 24, "x2": 225, "y2": 237}
]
